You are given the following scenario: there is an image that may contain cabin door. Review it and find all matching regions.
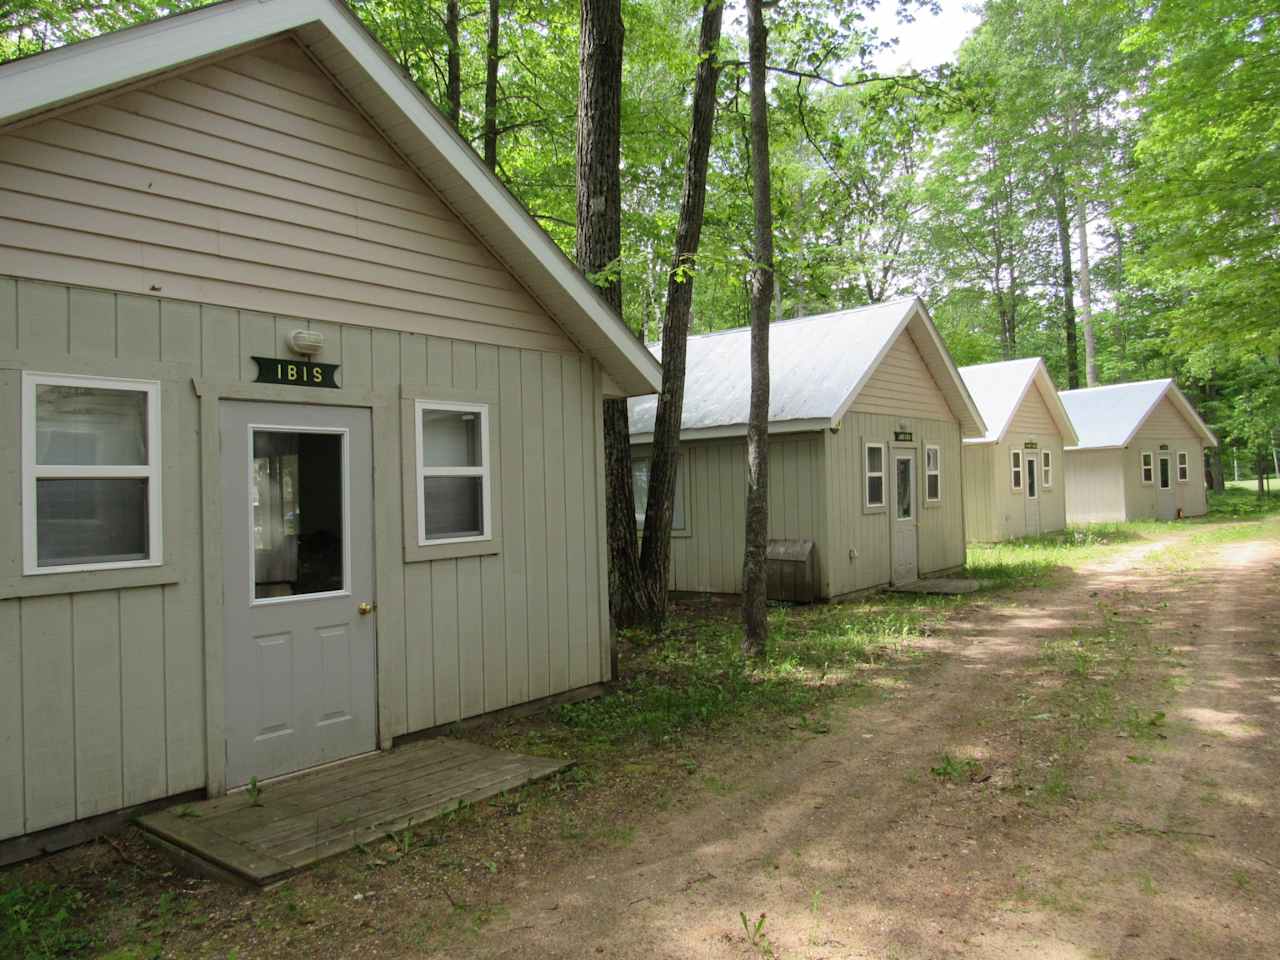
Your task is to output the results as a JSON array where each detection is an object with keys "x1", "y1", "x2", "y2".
[
  {"x1": 891, "y1": 449, "x2": 918, "y2": 584},
  {"x1": 1024, "y1": 454, "x2": 1041, "y2": 536},
  {"x1": 220, "y1": 402, "x2": 377, "y2": 789},
  {"x1": 1156, "y1": 454, "x2": 1176, "y2": 520}
]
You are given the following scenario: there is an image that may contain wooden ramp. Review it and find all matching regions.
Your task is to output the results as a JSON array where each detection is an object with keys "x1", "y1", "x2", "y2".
[{"x1": 139, "y1": 739, "x2": 568, "y2": 887}]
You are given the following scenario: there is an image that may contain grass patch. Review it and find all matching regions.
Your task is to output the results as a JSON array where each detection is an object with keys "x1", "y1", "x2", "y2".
[
  {"x1": 0, "y1": 880, "x2": 94, "y2": 960},
  {"x1": 966, "y1": 525, "x2": 1145, "y2": 588}
]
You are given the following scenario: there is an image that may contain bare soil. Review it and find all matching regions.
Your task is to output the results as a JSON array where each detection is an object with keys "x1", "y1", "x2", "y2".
[{"x1": 8, "y1": 529, "x2": 1279, "y2": 959}]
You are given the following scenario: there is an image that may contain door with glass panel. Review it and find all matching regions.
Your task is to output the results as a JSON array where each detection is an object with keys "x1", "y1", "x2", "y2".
[
  {"x1": 890, "y1": 449, "x2": 918, "y2": 584},
  {"x1": 1156, "y1": 454, "x2": 1176, "y2": 520},
  {"x1": 1024, "y1": 454, "x2": 1041, "y2": 536},
  {"x1": 219, "y1": 402, "x2": 376, "y2": 788}
]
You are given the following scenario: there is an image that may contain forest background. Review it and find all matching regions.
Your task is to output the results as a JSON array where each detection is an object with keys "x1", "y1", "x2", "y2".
[{"x1": 2, "y1": 0, "x2": 1276, "y2": 475}]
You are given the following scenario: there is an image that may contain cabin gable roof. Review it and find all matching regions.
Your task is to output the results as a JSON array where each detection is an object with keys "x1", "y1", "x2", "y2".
[
  {"x1": 1060, "y1": 379, "x2": 1218, "y2": 450},
  {"x1": 958, "y1": 357, "x2": 1079, "y2": 446}
]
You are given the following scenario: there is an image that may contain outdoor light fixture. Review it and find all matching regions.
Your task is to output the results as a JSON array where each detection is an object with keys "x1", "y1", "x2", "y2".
[{"x1": 288, "y1": 329, "x2": 325, "y2": 356}]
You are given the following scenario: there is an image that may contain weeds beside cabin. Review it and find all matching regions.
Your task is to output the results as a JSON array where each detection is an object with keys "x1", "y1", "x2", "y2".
[
  {"x1": 1059, "y1": 379, "x2": 1218, "y2": 524},
  {"x1": 0, "y1": 0, "x2": 661, "y2": 857},
  {"x1": 629, "y1": 298, "x2": 987, "y2": 601},
  {"x1": 958, "y1": 358, "x2": 1080, "y2": 542}
]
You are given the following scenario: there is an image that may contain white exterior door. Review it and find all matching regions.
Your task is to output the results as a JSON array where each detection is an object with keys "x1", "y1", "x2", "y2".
[
  {"x1": 891, "y1": 449, "x2": 918, "y2": 584},
  {"x1": 1156, "y1": 454, "x2": 1176, "y2": 520},
  {"x1": 1024, "y1": 454, "x2": 1041, "y2": 536},
  {"x1": 220, "y1": 402, "x2": 377, "y2": 788}
]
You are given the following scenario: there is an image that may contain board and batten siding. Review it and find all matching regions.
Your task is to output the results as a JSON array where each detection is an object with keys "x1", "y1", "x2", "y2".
[
  {"x1": 964, "y1": 382, "x2": 1068, "y2": 542},
  {"x1": 825, "y1": 411, "x2": 965, "y2": 597},
  {"x1": 638, "y1": 434, "x2": 826, "y2": 596},
  {"x1": 0, "y1": 275, "x2": 606, "y2": 843},
  {"x1": 1064, "y1": 449, "x2": 1127, "y2": 524},
  {"x1": 0, "y1": 38, "x2": 575, "y2": 356},
  {"x1": 1122, "y1": 396, "x2": 1208, "y2": 519}
]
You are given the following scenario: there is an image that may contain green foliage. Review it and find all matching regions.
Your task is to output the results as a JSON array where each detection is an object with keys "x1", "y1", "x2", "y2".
[
  {"x1": 0, "y1": 880, "x2": 93, "y2": 960},
  {"x1": 929, "y1": 753, "x2": 981, "y2": 783}
]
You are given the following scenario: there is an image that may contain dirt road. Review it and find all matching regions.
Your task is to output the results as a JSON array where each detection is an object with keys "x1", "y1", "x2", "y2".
[{"x1": 444, "y1": 535, "x2": 1280, "y2": 959}]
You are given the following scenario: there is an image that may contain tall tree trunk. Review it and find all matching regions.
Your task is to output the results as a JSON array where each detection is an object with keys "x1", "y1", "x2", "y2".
[
  {"x1": 445, "y1": 0, "x2": 461, "y2": 127},
  {"x1": 1075, "y1": 196, "x2": 1098, "y2": 387},
  {"x1": 1053, "y1": 173, "x2": 1080, "y2": 389},
  {"x1": 577, "y1": 0, "x2": 639, "y2": 639},
  {"x1": 637, "y1": 0, "x2": 724, "y2": 629},
  {"x1": 741, "y1": 0, "x2": 773, "y2": 659},
  {"x1": 483, "y1": 0, "x2": 500, "y2": 170}
]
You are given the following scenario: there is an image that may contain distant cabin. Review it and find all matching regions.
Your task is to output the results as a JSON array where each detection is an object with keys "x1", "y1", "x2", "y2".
[
  {"x1": 1060, "y1": 380, "x2": 1218, "y2": 523},
  {"x1": 0, "y1": 0, "x2": 661, "y2": 854},
  {"x1": 958, "y1": 358, "x2": 1079, "y2": 542},
  {"x1": 629, "y1": 298, "x2": 986, "y2": 600}
]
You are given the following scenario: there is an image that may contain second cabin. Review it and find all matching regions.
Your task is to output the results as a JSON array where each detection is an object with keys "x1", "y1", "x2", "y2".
[
  {"x1": 629, "y1": 298, "x2": 987, "y2": 600},
  {"x1": 958, "y1": 358, "x2": 1080, "y2": 542}
]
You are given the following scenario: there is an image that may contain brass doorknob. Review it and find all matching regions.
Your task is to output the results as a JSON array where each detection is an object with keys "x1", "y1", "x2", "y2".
[{"x1": 358, "y1": 601, "x2": 375, "y2": 615}]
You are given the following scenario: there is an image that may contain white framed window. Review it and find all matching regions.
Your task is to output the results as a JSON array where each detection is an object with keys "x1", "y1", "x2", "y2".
[
  {"x1": 1010, "y1": 449, "x2": 1023, "y2": 491},
  {"x1": 632, "y1": 456, "x2": 687, "y2": 532},
  {"x1": 924, "y1": 444, "x2": 941, "y2": 502},
  {"x1": 1140, "y1": 451, "x2": 1154, "y2": 485},
  {"x1": 864, "y1": 442, "x2": 886, "y2": 508},
  {"x1": 1042, "y1": 450, "x2": 1053, "y2": 488},
  {"x1": 414, "y1": 399, "x2": 491, "y2": 545},
  {"x1": 1177, "y1": 451, "x2": 1189, "y2": 482},
  {"x1": 22, "y1": 372, "x2": 162, "y2": 575}
]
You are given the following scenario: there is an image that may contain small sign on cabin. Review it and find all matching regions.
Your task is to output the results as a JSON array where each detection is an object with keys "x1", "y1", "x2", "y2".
[
  {"x1": 1024, "y1": 440, "x2": 1039, "y2": 450},
  {"x1": 894, "y1": 430, "x2": 913, "y2": 442},
  {"x1": 253, "y1": 357, "x2": 340, "y2": 389}
]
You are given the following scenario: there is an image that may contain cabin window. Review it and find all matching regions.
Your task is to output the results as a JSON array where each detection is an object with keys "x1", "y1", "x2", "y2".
[
  {"x1": 1041, "y1": 450, "x2": 1053, "y2": 488},
  {"x1": 864, "y1": 442, "x2": 885, "y2": 508},
  {"x1": 1010, "y1": 449, "x2": 1023, "y2": 491},
  {"x1": 415, "y1": 400, "x2": 491, "y2": 544},
  {"x1": 22, "y1": 372, "x2": 163, "y2": 575},
  {"x1": 1177, "y1": 451, "x2": 1189, "y2": 482},
  {"x1": 924, "y1": 445, "x2": 941, "y2": 503},
  {"x1": 632, "y1": 456, "x2": 687, "y2": 532},
  {"x1": 1141, "y1": 451, "x2": 1154, "y2": 485}
]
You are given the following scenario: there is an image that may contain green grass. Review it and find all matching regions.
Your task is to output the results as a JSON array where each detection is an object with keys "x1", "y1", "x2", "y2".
[
  {"x1": 0, "y1": 880, "x2": 94, "y2": 960},
  {"x1": 966, "y1": 524, "x2": 1144, "y2": 587}
]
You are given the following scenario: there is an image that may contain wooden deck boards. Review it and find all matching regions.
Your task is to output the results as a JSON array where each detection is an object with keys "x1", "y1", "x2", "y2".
[{"x1": 139, "y1": 739, "x2": 568, "y2": 886}]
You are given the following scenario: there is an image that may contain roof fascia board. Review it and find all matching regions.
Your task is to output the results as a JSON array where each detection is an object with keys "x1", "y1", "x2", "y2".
[
  {"x1": 905, "y1": 301, "x2": 988, "y2": 439},
  {"x1": 1034, "y1": 364, "x2": 1080, "y2": 446},
  {"x1": 310, "y1": 2, "x2": 660, "y2": 395}
]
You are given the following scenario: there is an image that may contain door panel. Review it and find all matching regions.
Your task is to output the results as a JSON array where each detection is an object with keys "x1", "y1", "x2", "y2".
[
  {"x1": 1157, "y1": 455, "x2": 1176, "y2": 520},
  {"x1": 221, "y1": 402, "x2": 376, "y2": 788},
  {"x1": 891, "y1": 450, "x2": 918, "y2": 584},
  {"x1": 1024, "y1": 456, "x2": 1041, "y2": 536}
]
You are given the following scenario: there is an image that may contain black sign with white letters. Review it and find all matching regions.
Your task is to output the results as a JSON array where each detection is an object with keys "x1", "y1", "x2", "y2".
[{"x1": 253, "y1": 356, "x2": 340, "y2": 389}]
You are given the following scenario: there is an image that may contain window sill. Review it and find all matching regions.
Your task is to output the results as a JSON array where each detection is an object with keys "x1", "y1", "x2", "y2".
[
  {"x1": 0, "y1": 565, "x2": 182, "y2": 600},
  {"x1": 862, "y1": 504, "x2": 888, "y2": 515},
  {"x1": 405, "y1": 537, "x2": 503, "y2": 564}
]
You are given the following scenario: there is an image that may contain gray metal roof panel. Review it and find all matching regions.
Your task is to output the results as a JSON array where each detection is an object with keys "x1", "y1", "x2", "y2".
[
  {"x1": 629, "y1": 298, "x2": 920, "y2": 434},
  {"x1": 1059, "y1": 379, "x2": 1173, "y2": 449},
  {"x1": 957, "y1": 357, "x2": 1044, "y2": 444}
]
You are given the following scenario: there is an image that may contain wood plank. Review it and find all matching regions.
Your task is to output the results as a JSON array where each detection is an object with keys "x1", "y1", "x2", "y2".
[
  {"x1": 403, "y1": 563, "x2": 434, "y2": 732},
  {"x1": 67, "y1": 286, "x2": 116, "y2": 357},
  {"x1": 0, "y1": 600, "x2": 23, "y2": 840},
  {"x1": 200, "y1": 305, "x2": 239, "y2": 380},
  {"x1": 498, "y1": 348, "x2": 529, "y2": 705},
  {"x1": 520, "y1": 351, "x2": 549, "y2": 700},
  {"x1": 457, "y1": 558, "x2": 484, "y2": 719},
  {"x1": 160, "y1": 299, "x2": 201, "y2": 366},
  {"x1": 430, "y1": 562, "x2": 461, "y2": 725},
  {"x1": 120, "y1": 586, "x2": 168, "y2": 806},
  {"x1": 71, "y1": 591, "x2": 122, "y2": 819},
  {"x1": 163, "y1": 581, "x2": 206, "y2": 794},
  {"x1": 0, "y1": 276, "x2": 16, "y2": 352},
  {"x1": 579, "y1": 361, "x2": 603, "y2": 680},
  {"x1": 17, "y1": 279, "x2": 68, "y2": 358},
  {"x1": 373, "y1": 329, "x2": 409, "y2": 744},
  {"x1": 116, "y1": 293, "x2": 161, "y2": 361},
  {"x1": 21, "y1": 595, "x2": 75, "y2": 832},
  {"x1": 426, "y1": 335, "x2": 452, "y2": 388},
  {"x1": 541, "y1": 354, "x2": 569, "y2": 694},
  {"x1": 561, "y1": 358, "x2": 589, "y2": 690},
  {"x1": 338, "y1": 326, "x2": 373, "y2": 393},
  {"x1": 238, "y1": 311, "x2": 277, "y2": 383}
]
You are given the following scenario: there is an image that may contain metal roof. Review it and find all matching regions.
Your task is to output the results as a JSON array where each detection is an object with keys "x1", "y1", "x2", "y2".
[
  {"x1": 1059, "y1": 379, "x2": 1218, "y2": 450},
  {"x1": 629, "y1": 297, "x2": 986, "y2": 441},
  {"x1": 0, "y1": 0, "x2": 661, "y2": 396},
  {"x1": 958, "y1": 357, "x2": 1079, "y2": 446}
]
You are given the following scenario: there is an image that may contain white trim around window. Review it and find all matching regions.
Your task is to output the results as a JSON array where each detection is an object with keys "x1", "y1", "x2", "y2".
[
  {"x1": 1140, "y1": 451, "x2": 1154, "y2": 485},
  {"x1": 924, "y1": 444, "x2": 941, "y2": 503},
  {"x1": 1010, "y1": 449, "x2": 1023, "y2": 491},
  {"x1": 1041, "y1": 449, "x2": 1053, "y2": 488},
  {"x1": 414, "y1": 399, "x2": 492, "y2": 546},
  {"x1": 864, "y1": 441, "x2": 886, "y2": 510},
  {"x1": 22, "y1": 371, "x2": 163, "y2": 576},
  {"x1": 1177, "y1": 451, "x2": 1189, "y2": 482}
]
